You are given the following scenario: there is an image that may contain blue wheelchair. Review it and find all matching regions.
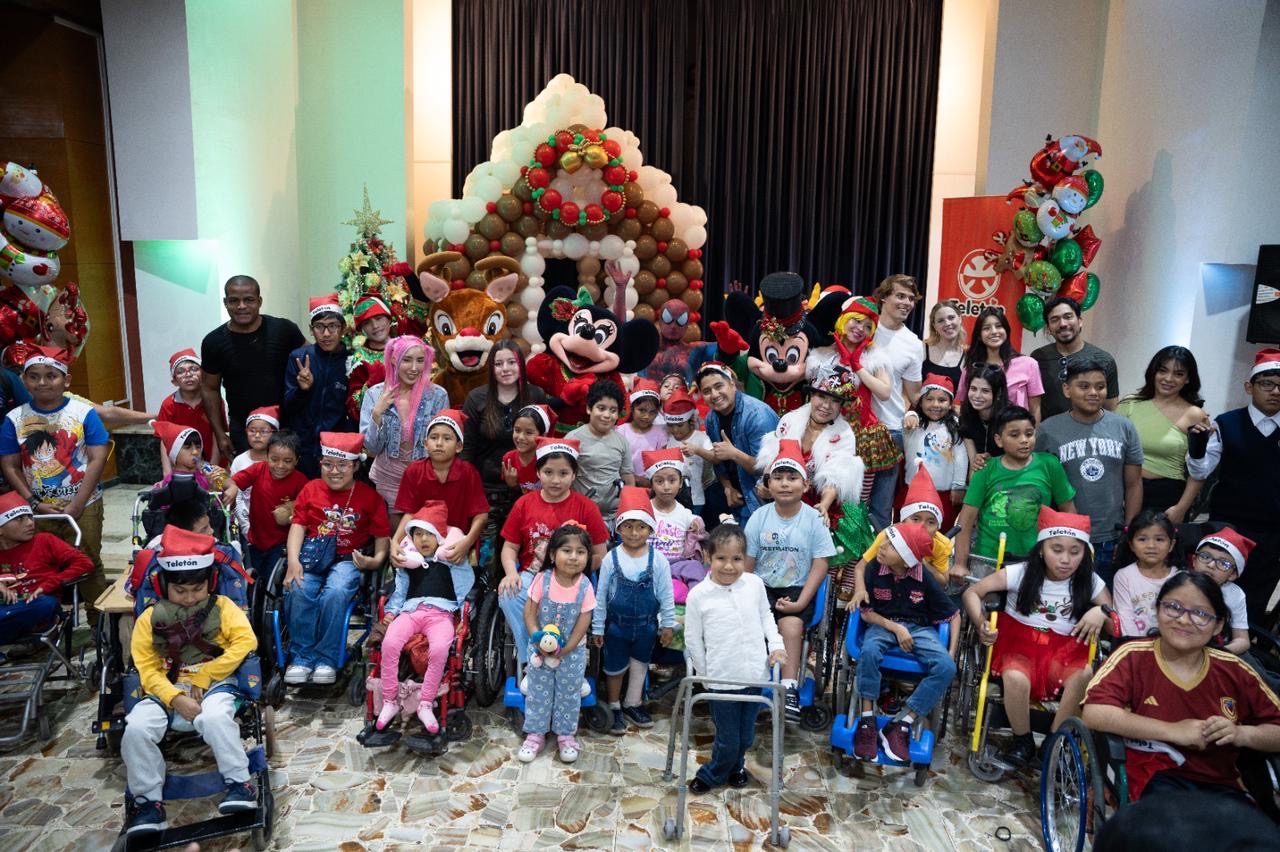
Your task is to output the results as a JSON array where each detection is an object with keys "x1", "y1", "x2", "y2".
[{"x1": 829, "y1": 607, "x2": 954, "y2": 786}]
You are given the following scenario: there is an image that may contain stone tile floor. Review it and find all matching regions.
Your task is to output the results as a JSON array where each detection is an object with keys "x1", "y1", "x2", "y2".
[{"x1": 0, "y1": 485, "x2": 1046, "y2": 851}]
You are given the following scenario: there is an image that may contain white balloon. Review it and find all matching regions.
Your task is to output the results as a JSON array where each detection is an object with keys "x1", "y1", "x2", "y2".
[
  {"x1": 448, "y1": 202, "x2": 461, "y2": 219},
  {"x1": 519, "y1": 285, "x2": 545, "y2": 312},
  {"x1": 685, "y1": 226, "x2": 708, "y2": 250},
  {"x1": 525, "y1": 236, "x2": 538, "y2": 248},
  {"x1": 626, "y1": 288, "x2": 639, "y2": 310},
  {"x1": 654, "y1": 184, "x2": 678, "y2": 209},
  {"x1": 537, "y1": 239, "x2": 554, "y2": 254},
  {"x1": 443, "y1": 218, "x2": 470, "y2": 245},
  {"x1": 598, "y1": 235, "x2": 625, "y2": 261},
  {"x1": 552, "y1": 239, "x2": 565, "y2": 257},
  {"x1": 521, "y1": 252, "x2": 546, "y2": 278},
  {"x1": 425, "y1": 218, "x2": 444, "y2": 241},
  {"x1": 619, "y1": 254, "x2": 641, "y2": 277},
  {"x1": 459, "y1": 196, "x2": 486, "y2": 222},
  {"x1": 492, "y1": 159, "x2": 521, "y2": 186},
  {"x1": 588, "y1": 241, "x2": 601, "y2": 257},
  {"x1": 563, "y1": 233, "x2": 589, "y2": 260},
  {"x1": 477, "y1": 175, "x2": 505, "y2": 202},
  {"x1": 429, "y1": 199, "x2": 451, "y2": 220},
  {"x1": 521, "y1": 318, "x2": 543, "y2": 346},
  {"x1": 603, "y1": 284, "x2": 617, "y2": 307},
  {"x1": 691, "y1": 206, "x2": 707, "y2": 227},
  {"x1": 528, "y1": 276, "x2": 543, "y2": 288}
]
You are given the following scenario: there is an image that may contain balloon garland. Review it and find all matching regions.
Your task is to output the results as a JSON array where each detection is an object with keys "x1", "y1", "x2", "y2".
[{"x1": 523, "y1": 128, "x2": 626, "y2": 227}]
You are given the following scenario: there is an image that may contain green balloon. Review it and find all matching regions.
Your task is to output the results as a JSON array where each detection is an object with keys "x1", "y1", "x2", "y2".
[
  {"x1": 1084, "y1": 170, "x2": 1104, "y2": 209},
  {"x1": 1081, "y1": 272, "x2": 1101, "y2": 310},
  {"x1": 1017, "y1": 293, "x2": 1046, "y2": 332},
  {"x1": 1013, "y1": 209, "x2": 1043, "y2": 247},
  {"x1": 1024, "y1": 260, "x2": 1063, "y2": 296},
  {"x1": 1050, "y1": 239, "x2": 1083, "y2": 278}
]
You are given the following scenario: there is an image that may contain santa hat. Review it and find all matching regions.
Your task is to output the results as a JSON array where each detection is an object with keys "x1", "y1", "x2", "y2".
[
  {"x1": 615, "y1": 486, "x2": 656, "y2": 529},
  {"x1": 919, "y1": 373, "x2": 955, "y2": 400},
  {"x1": 428, "y1": 409, "x2": 466, "y2": 443},
  {"x1": 629, "y1": 378, "x2": 661, "y2": 406},
  {"x1": 535, "y1": 435, "x2": 580, "y2": 461},
  {"x1": 1250, "y1": 348, "x2": 1280, "y2": 379},
  {"x1": 22, "y1": 345, "x2": 69, "y2": 374},
  {"x1": 405, "y1": 500, "x2": 448, "y2": 542},
  {"x1": 516, "y1": 404, "x2": 556, "y2": 435},
  {"x1": 642, "y1": 447, "x2": 686, "y2": 478},
  {"x1": 884, "y1": 522, "x2": 934, "y2": 568},
  {"x1": 168, "y1": 348, "x2": 201, "y2": 376},
  {"x1": 900, "y1": 463, "x2": 943, "y2": 526},
  {"x1": 0, "y1": 491, "x2": 33, "y2": 526},
  {"x1": 662, "y1": 388, "x2": 698, "y2": 423},
  {"x1": 320, "y1": 431, "x2": 363, "y2": 460},
  {"x1": 1036, "y1": 506, "x2": 1092, "y2": 546},
  {"x1": 768, "y1": 439, "x2": 808, "y2": 479},
  {"x1": 245, "y1": 406, "x2": 280, "y2": 429},
  {"x1": 1198, "y1": 527, "x2": 1255, "y2": 576},
  {"x1": 156, "y1": 525, "x2": 217, "y2": 572},
  {"x1": 695, "y1": 361, "x2": 735, "y2": 385},
  {"x1": 150, "y1": 419, "x2": 199, "y2": 463},
  {"x1": 308, "y1": 294, "x2": 343, "y2": 323},
  {"x1": 835, "y1": 296, "x2": 879, "y2": 339},
  {"x1": 354, "y1": 296, "x2": 392, "y2": 328}
]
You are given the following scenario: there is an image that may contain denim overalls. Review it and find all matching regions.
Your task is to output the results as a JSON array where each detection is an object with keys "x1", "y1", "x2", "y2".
[
  {"x1": 524, "y1": 571, "x2": 589, "y2": 736},
  {"x1": 602, "y1": 546, "x2": 659, "y2": 675}
]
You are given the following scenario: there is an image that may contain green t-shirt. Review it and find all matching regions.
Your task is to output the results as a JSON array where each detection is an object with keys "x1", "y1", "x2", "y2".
[{"x1": 963, "y1": 452, "x2": 1075, "y2": 559}]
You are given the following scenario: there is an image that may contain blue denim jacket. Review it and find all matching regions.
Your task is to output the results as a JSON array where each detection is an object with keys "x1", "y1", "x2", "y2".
[
  {"x1": 704, "y1": 391, "x2": 779, "y2": 517},
  {"x1": 591, "y1": 544, "x2": 678, "y2": 635},
  {"x1": 360, "y1": 381, "x2": 450, "y2": 460}
]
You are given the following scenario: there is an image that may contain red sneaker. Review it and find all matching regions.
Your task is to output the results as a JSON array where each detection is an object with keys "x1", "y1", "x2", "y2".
[
  {"x1": 879, "y1": 720, "x2": 913, "y2": 763},
  {"x1": 853, "y1": 716, "x2": 878, "y2": 760}
]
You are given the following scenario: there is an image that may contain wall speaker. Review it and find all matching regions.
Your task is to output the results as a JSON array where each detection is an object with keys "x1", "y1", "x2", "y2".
[{"x1": 1247, "y1": 245, "x2": 1280, "y2": 344}]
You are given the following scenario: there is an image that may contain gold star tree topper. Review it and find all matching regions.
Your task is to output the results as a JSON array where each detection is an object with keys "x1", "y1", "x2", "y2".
[{"x1": 343, "y1": 185, "x2": 394, "y2": 238}]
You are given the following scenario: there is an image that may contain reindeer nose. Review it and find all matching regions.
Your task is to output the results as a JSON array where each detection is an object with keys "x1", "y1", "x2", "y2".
[{"x1": 458, "y1": 327, "x2": 480, "y2": 337}]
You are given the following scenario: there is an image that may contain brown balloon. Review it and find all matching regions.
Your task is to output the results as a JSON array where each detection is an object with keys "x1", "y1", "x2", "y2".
[
  {"x1": 514, "y1": 337, "x2": 532, "y2": 358},
  {"x1": 512, "y1": 177, "x2": 532, "y2": 202},
  {"x1": 495, "y1": 194, "x2": 523, "y2": 223},
  {"x1": 665, "y1": 238, "x2": 688, "y2": 263},
  {"x1": 644, "y1": 289, "x2": 668, "y2": 308},
  {"x1": 500, "y1": 232, "x2": 524, "y2": 257},
  {"x1": 466, "y1": 269, "x2": 488, "y2": 290},
  {"x1": 682, "y1": 258, "x2": 704, "y2": 280},
  {"x1": 577, "y1": 256, "x2": 601, "y2": 277},
  {"x1": 683, "y1": 289, "x2": 703, "y2": 311},
  {"x1": 632, "y1": 303, "x2": 655, "y2": 323},
  {"x1": 636, "y1": 201, "x2": 659, "y2": 225},
  {"x1": 682, "y1": 325, "x2": 703, "y2": 344},
  {"x1": 422, "y1": 239, "x2": 436, "y2": 255},
  {"x1": 582, "y1": 222, "x2": 609, "y2": 241},
  {"x1": 505, "y1": 303, "x2": 528, "y2": 327},
  {"x1": 581, "y1": 282, "x2": 602, "y2": 303},
  {"x1": 623, "y1": 181, "x2": 644, "y2": 207},
  {"x1": 634, "y1": 235, "x2": 658, "y2": 261},
  {"x1": 547, "y1": 220, "x2": 572, "y2": 240},
  {"x1": 443, "y1": 256, "x2": 471, "y2": 281},
  {"x1": 616, "y1": 218, "x2": 642, "y2": 241},
  {"x1": 648, "y1": 254, "x2": 671, "y2": 278},
  {"x1": 633, "y1": 270, "x2": 656, "y2": 296},
  {"x1": 478, "y1": 213, "x2": 507, "y2": 241},
  {"x1": 568, "y1": 123, "x2": 588, "y2": 134},
  {"x1": 651, "y1": 217, "x2": 675, "y2": 242},
  {"x1": 464, "y1": 234, "x2": 490, "y2": 261},
  {"x1": 665, "y1": 274, "x2": 689, "y2": 298},
  {"x1": 515, "y1": 215, "x2": 541, "y2": 238}
]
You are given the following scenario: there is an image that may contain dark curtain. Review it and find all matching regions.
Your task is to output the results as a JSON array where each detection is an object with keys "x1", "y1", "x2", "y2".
[{"x1": 452, "y1": 0, "x2": 942, "y2": 331}]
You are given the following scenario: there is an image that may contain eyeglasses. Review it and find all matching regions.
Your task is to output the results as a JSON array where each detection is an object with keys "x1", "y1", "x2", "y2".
[
  {"x1": 1158, "y1": 599, "x2": 1217, "y2": 628},
  {"x1": 313, "y1": 322, "x2": 344, "y2": 334},
  {"x1": 1194, "y1": 551, "x2": 1236, "y2": 574},
  {"x1": 173, "y1": 365, "x2": 201, "y2": 377},
  {"x1": 319, "y1": 460, "x2": 353, "y2": 472},
  {"x1": 1251, "y1": 379, "x2": 1280, "y2": 392},
  {"x1": 245, "y1": 427, "x2": 274, "y2": 437}
]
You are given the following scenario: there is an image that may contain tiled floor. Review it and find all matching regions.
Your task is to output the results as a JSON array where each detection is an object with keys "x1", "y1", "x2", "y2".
[{"x1": 0, "y1": 484, "x2": 1047, "y2": 851}]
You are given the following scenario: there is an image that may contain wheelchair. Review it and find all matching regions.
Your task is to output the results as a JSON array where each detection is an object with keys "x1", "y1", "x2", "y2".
[
  {"x1": 130, "y1": 480, "x2": 236, "y2": 549},
  {"x1": 829, "y1": 607, "x2": 954, "y2": 786},
  {"x1": 0, "y1": 514, "x2": 89, "y2": 747}
]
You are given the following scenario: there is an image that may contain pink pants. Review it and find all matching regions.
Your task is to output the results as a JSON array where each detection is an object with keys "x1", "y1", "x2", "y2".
[{"x1": 380, "y1": 605, "x2": 455, "y2": 706}]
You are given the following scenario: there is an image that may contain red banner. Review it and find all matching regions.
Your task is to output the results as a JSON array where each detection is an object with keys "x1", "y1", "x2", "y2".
[{"x1": 938, "y1": 196, "x2": 1024, "y2": 340}]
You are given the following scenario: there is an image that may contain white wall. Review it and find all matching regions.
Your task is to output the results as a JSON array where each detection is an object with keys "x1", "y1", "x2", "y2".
[{"x1": 408, "y1": 0, "x2": 453, "y2": 269}]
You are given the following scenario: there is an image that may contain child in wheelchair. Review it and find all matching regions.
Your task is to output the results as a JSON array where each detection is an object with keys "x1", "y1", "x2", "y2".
[
  {"x1": 374, "y1": 501, "x2": 474, "y2": 735},
  {"x1": 1110, "y1": 510, "x2": 1180, "y2": 638},
  {"x1": 851, "y1": 522, "x2": 958, "y2": 762},
  {"x1": 1190, "y1": 527, "x2": 1253, "y2": 655},
  {"x1": 222, "y1": 429, "x2": 308, "y2": 574},
  {"x1": 963, "y1": 507, "x2": 1112, "y2": 770},
  {"x1": 0, "y1": 491, "x2": 92, "y2": 647},
  {"x1": 121, "y1": 526, "x2": 258, "y2": 835},
  {"x1": 151, "y1": 420, "x2": 230, "y2": 495}
]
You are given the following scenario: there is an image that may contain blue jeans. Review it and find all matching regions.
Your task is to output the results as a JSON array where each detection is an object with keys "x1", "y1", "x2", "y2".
[
  {"x1": 0, "y1": 595, "x2": 60, "y2": 645},
  {"x1": 867, "y1": 429, "x2": 904, "y2": 531},
  {"x1": 1092, "y1": 539, "x2": 1118, "y2": 587},
  {"x1": 498, "y1": 570, "x2": 536, "y2": 664},
  {"x1": 696, "y1": 688, "x2": 762, "y2": 787},
  {"x1": 856, "y1": 623, "x2": 956, "y2": 716},
  {"x1": 247, "y1": 543, "x2": 285, "y2": 579},
  {"x1": 285, "y1": 559, "x2": 362, "y2": 668}
]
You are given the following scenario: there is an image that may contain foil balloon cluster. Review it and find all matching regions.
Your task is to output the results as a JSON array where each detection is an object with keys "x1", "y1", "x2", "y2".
[
  {"x1": 421, "y1": 74, "x2": 707, "y2": 352},
  {"x1": 987, "y1": 135, "x2": 1104, "y2": 333}
]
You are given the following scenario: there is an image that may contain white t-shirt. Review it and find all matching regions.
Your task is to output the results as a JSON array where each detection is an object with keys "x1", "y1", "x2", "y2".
[
  {"x1": 1001, "y1": 560, "x2": 1107, "y2": 634},
  {"x1": 1222, "y1": 581, "x2": 1248, "y2": 630},
  {"x1": 864, "y1": 324, "x2": 924, "y2": 430},
  {"x1": 1111, "y1": 563, "x2": 1180, "y2": 637},
  {"x1": 664, "y1": 430, "x2": 712, "y2": 507},
  {"x1": 652, "y1": 503, "x2": 695, "y2": 562}
]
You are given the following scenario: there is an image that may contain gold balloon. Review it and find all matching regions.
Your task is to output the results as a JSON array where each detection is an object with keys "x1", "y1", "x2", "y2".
[
  {"x1": 682, "y1": 258, "x2": 704, "y2": 280},
  {"x1": 583, "y1": 145, "x2": 609, "y2": 169},
  {"x1": 464, "y1": 234, "x2": 490, "y2": 261},
  {"x1": 632, "y1": 303, "x2": 655, "y2": 323},
  {"x1": 644, "y1": 288, "x2": 668, "y2": 308},
  {"x1": 514, "y1": 336, "x2": 532, "y2": 357},
  {"x1": 500, "y1": 232, "x2": 525, "y2": 257},
  {"x1": 617, "y1": 218, "x2": 642, "y2": 241},
  {"x1": 578, "y1": 256, "x2": 601, "y2": 276},
  {"x1": 582, "y1": 282, "x2": 602, "y2": 303},
  {"x1": 623, "y1": 181, "x2": 644, "y2": 207},
  {"x1": 651, "y1": 217, "x2": 676, "y2": 242},
  {"x1": 648, "y1": 254, "x2": 671, "y2": 278},
  {"x1": 547, "y1": 220, "x2": 572, "y2": 239},
  {"x1": 495, "y1": 194, "x2": 523, "y2": 223},
  {"x1": 478, "y1": 213, "x2": 507, "y2": 241},
  {"x1": 559, "y1": 151, "x2": 583, "y2": 173},
  {"x1": 466, "y1": 269, "x2": 488, "y2": 290},
  {"x1": 506, "y1": 303, "x2": 528, "y2": 327},
  {"x1": 422, "y1": 239, "x2": 436, "y2": 255},
  {"x1": 665, "y1": 271, "x2": 688, "y2": 296},
  {"x1": 512, "y1": 177, "x2": 532, "y2": 202},
  {"x1": 682, "y1": 325, "x2": 703, "y2": 344},
  {"x1": 634, "y1": 235, "x2": 658, "y2": 261},
  {"x1": 443, "y1": 256, "x2": 471, "y2": 281},
  {"x1": 515, "y1": 214, "x2": 541, "y2": 238},
  {"x1": 583, "y1": 222, "x2": 609, "y2": 241},
  {"x1": 568, "y1": 123, "x2": 589, "y2": 134},
  {"x1": 633, "y1": 270, "x2": 656, "y2": 295},
  {"x1": 636, "y1": 201, "x2": 659, "y2": 225},
  {"x1": 683, "y1": 289, "x2": 703, "y2": 311},
  {"x1": 665, "y1": 238, "x2": 688, "y2": 263}
]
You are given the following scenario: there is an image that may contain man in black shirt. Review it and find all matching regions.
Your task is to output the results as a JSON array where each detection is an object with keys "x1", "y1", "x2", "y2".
[{"x1": 201, "y1": 276, "x2": 305, "y2": 456}]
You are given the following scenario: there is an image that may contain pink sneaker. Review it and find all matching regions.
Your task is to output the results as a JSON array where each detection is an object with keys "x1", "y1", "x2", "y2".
[
  {"x1": 417, "y1": 704, "x2": 439, "y2": 734},
  {"x1": 375, "y1": 701, "x2": 400, "y2": 730},
  {"x1": 557, "y1": 735, "x2": 580, "y2": 763},
  {"x1": 517, "y1": 734, "x2": 544, "y2": 763}
]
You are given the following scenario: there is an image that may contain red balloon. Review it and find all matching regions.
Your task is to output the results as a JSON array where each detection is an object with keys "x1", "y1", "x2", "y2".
[
  {"x1": 690, "y1": 279, "x2": 704, "y2": 290},
  {"x1": 560, "y1": 201, "x2": 579, "y2": 223},
  {"x1": 555, "y1": 130, "x2": 574, "y2": 152},
  {"x1": 1057, "y1": 270, "x2": 1088, "y2": 303},
  {"x1": 657, "y1": 242, "x2": 668, "y2": 253},
  {"x1": 523, "y1": 202, "x2": 533, "y2": 214},
  {"x1": 689, "y1": 249, "x2": 701, "y2": 259},
  {"x1": 657, "y1": 278, "x2": 667, "y2": 289},
  {"x1": 603, "y1": 165, "x2": 626, "y2": 185},
  {"x1": 539, "y1": 189, "x2": 562, "y2": 211},
  {"x1": 689, "y1": 311, "x2": 701, "y2": 323},
  {"x1": 520, "y1": 165, "x2": 528, "y2": 176},
  {"x1": 603, "y1": 140, "x2": 622, "y2": 158},
  {"x1": 535, "y1": 143, "x2": 557, "y2": 167},
  {"x1": 527, "y1": 168, "x2": 550, "y2": 190},
  {"x1": 584, "y1": 203, "x2": 605, "y2": 224},
  {"x1": 485, "y1": 202, "x2": 497, "y2": 213},
  {"x1": 602, "y1": 191, "x2": 624, "y2": 212},
  {"x1": 1075, "y1": 224, "x2": 1101, "y2": 268},
  {"x1": 489, "y1": 240, "x2": 501, "y2": 251},
  {"x1": 659, "y1": 207, "x2": 671, "y2": 218},
  {"x1": 625, "y1": 208, "x2": 637, "y2": 218},
  {"x1": 583, "y1": 129, "x2": 600, "y2": 142}
]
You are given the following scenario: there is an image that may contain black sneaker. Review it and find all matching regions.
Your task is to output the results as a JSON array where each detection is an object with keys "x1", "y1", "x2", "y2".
[
  {"x1": 688, "y1": 776, "x2": 715, "y2": 794},
  {"x1": 125, "y1": 798, "x2": 167, "y2": 834},
  {"x1": 998, "y1": 734, "x2": 1036, "y2": 770},
  {"x1": 784, "y1": 687, "x2": 801, "y2": 724},
  {"x1": 218, "y1": 780, "x2": 257, "y2": 814},
  {"x1": 729, "y1": 768, "x2": 751, "y2": 788},
  {"x1": 620, "y1": 704, "x2": 654, "y2": 728},
  {"x1": 609, "y1": 707, "x2": 627, "y2": 736}
]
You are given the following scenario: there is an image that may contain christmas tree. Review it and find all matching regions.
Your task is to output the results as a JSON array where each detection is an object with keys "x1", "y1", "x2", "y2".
[{"x1": 334, "y1": 185, "x2": 427, "y2": 346}]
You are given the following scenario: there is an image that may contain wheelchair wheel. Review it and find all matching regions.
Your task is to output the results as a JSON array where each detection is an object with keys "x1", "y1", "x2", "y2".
[
  {"x1": 251, "y1": 787, "x2": 275, "y2": 851},
  {"x1": 446, "y1": 711, "x2": 474, "y2": 742},
  {"x1": 1041, "y1": 718, "x2": 1095, "y2": 852},
  {"x1": 585, "y1": 703, "x2": 612, "y2": 734},
  {"x1": 263, "y1": 705, "x2": 278, "y2": 758},
  {"x1": 472, "y1": 589, "x2": 506, "y2": 707},
  {"x1": 799, "y1": 704, "x2": 831, "y2": 732},
  {"x1": 967, "y1": 748, "x2": 1006, "y2": 783},
  {"x1": 348, "y1": 663, "x2": 366, "y2": 707}
]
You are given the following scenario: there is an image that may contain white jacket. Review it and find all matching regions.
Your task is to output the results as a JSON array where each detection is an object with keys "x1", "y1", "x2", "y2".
[
  {"x1": 684, "y1": 572, "x2": 784, "y2": 689},
  {"x1": 755, "y1": 403, "x2": 864, "y2": 505}
]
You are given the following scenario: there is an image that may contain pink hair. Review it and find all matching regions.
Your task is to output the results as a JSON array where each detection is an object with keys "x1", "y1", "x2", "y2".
[{"x1": 384, "y1": 335, "x2": 436, "y2": 447}]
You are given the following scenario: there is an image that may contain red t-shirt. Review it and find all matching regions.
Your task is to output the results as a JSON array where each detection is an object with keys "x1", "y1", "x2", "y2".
[
  {"x1": 501, "y1": 450, "x2": 540, "y2": 493},
  {"x1": 0, "y1": 532, "x2": 94, "y2": 597},
  {"x1": 231, "y1": 461, "x2": 310, "y2": 550},
  {"x1": 158, "y1": 392, "x2": 225, "y2": 462},
  {"x1": 499, "y1": 490, "x2": 608, "y2": 573},
  {"x1": 1085, "y1": 639, "x2": 1280, "y2": 799},
  {"x1": 291, "y1": 479, "x2": 390, "y2": 556},
  {"x1": 393, "y1": 457, "x2": 490, "y2": 530}
]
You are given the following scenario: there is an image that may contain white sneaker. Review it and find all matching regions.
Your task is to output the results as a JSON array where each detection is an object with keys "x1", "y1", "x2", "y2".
[
  {"x1": 519, "y1": 675, "x2": 529, "y2": 695},
  {"x1": 557, "y1": 735, "x2": 580, "y2": 763},
  {"x1": 580, "y1": 679, "x2": 591, "y2": 698},
  {"x1": 311, "y1": 665, "x2": 337, "y2": 685},
  {"x1": 284, "y1": 665, "x2": 311, "y2": 685}
]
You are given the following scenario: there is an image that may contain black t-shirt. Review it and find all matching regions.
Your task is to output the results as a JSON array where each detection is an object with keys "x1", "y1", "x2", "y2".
[
  {"x1": 201, "y1": 315, "x2": 305, "y2": 430},
  {"x1": 959, "y1": 415, "x2": 1004, "y2": 459},
  {"x1": 460, "y1": 384, "x2": 548, "y2": 488},
  {"x1": 921, "y1": 355, "x2": 963, "y2": 390}
]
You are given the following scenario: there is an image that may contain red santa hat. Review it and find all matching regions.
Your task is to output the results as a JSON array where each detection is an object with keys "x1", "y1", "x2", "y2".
[
  {"x1": 156, "y1": 525, "x2": 217, "y2": 572},
  {"x1": 320, "y1": 431, "x2": 363, "y2": 460},
  {"x1": 662, "y1": 388, "x2": 698, "y2": 424},
  {"x1": 245, "y1": 406, "x2": 280, "y2": 429},
  {"x1": 516, "y1": 404, "x2": 556, "y2": 435},
  {"x1": 899, "y1": 463, "x2": 943, "y2": 526},
  {"x1": 629, "y1": 378, "x2": 661, "y2": 406},
  {"x1": 428, "y1": 409, "x2": 466, "y2": 443},
  {"x1": 767, "y1": 439, "x2": 808, "y2": 479},
  {"x1": 1250, "y1": 348, "x2": 1280, "y2": 379},
  {"x1": 1036, "y1": 506, "x2": 1092, "y2": 546},
  {"x1": 642, "y1": 447, "x2": 686, "y2": 478},
  {"x1": 535, "y1": 435, "x2": 580, "y2": 461},
  {"x1": 0, "y1": 491, "x2": 33, "y2": 526},
  {"x1": 919, "y1": 373, "x2": 955, "y2": 400},
  {"x1": 168, "y1": 348, "x2": 201, "y2": 376},
  {"x1": 22, "y1": 345, "x2": 70, "y2": 374},
  {"x1": 884, "y1": 522, "x2": 934, "y2": 568},
  {"x1": 354, "y1": 295, "x2": 392, "y2": 328},
  {"x1": 615, "y1": 485, "x2": 656, "y2": 529},
  {"x1": 405, "y1": 500, "x2": 449, "y2": 542},
  {"x1": 308, "y1": 294, "x2": 343, "y2": 323},
  {"x1": 150, "y1": 419, "x2": 199, "y2": 463},
  {"x1": 1197, "y1": 527, "x2": 1255, "y2": 576}
]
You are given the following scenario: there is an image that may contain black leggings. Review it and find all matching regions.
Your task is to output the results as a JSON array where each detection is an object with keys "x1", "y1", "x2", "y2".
[{"x1": 1139, "y1": 477, "x2": 1187, "y2": 513}]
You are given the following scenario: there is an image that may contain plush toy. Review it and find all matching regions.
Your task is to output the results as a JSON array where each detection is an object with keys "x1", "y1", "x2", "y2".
[
  {"x1": 525, "y1": 285, "x2": 659, "y2": 429},
  {"x1": 528, "y1": 623, "x2": 566, "y2": 669}
]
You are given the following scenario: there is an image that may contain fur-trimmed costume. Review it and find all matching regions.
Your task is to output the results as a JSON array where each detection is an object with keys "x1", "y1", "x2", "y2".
[{"x1": 755, "y1": 404, "x2": 864, "y2": 507}]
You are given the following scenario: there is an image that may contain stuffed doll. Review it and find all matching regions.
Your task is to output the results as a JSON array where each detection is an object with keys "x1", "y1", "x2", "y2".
[{"x1": 528, "y1": 623, "x2": 566, "y2": 669}]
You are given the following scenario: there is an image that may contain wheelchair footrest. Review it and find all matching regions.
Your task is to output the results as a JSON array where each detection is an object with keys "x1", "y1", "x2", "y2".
[
  {"x1": 356, "y1": 724, "x2": 400, "y2": 748},
  {"x1": 502, "y1": 675, "x2": 597, "y2": 712},
  {"x1": 119, "y1": 807, "x2": 267, "y2": 851},
  {"x1": 830, "y1": 713, "x2": 936, "y2": 767}
]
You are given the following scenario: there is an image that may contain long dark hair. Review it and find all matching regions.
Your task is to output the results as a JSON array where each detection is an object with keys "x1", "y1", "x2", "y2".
[
  {"x1": 1125, "y1": 346, "x2": 1204, "y2": 407},
  {"x1": 481, "y1": 340, "x2": 529, "y2": 440},
  {"x1": 912, "y1": 385, "x2": 960, "y2": 444},
  {"x1": 959, "y1": 362, "x2": 1009, "y2": 433},
  {"x1": 965, "y1": 307, "x2": 1017, "y2": 369},
  {"x1": 1112, "y1": 509, "x2": 1181, "y2": 572},
  {"x1": 1156, "y1": 571, "x2": 1230, "y2": 638},
  {"x1": 1014, "y1": 538, "x2": 1096, "y2": 623}
]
